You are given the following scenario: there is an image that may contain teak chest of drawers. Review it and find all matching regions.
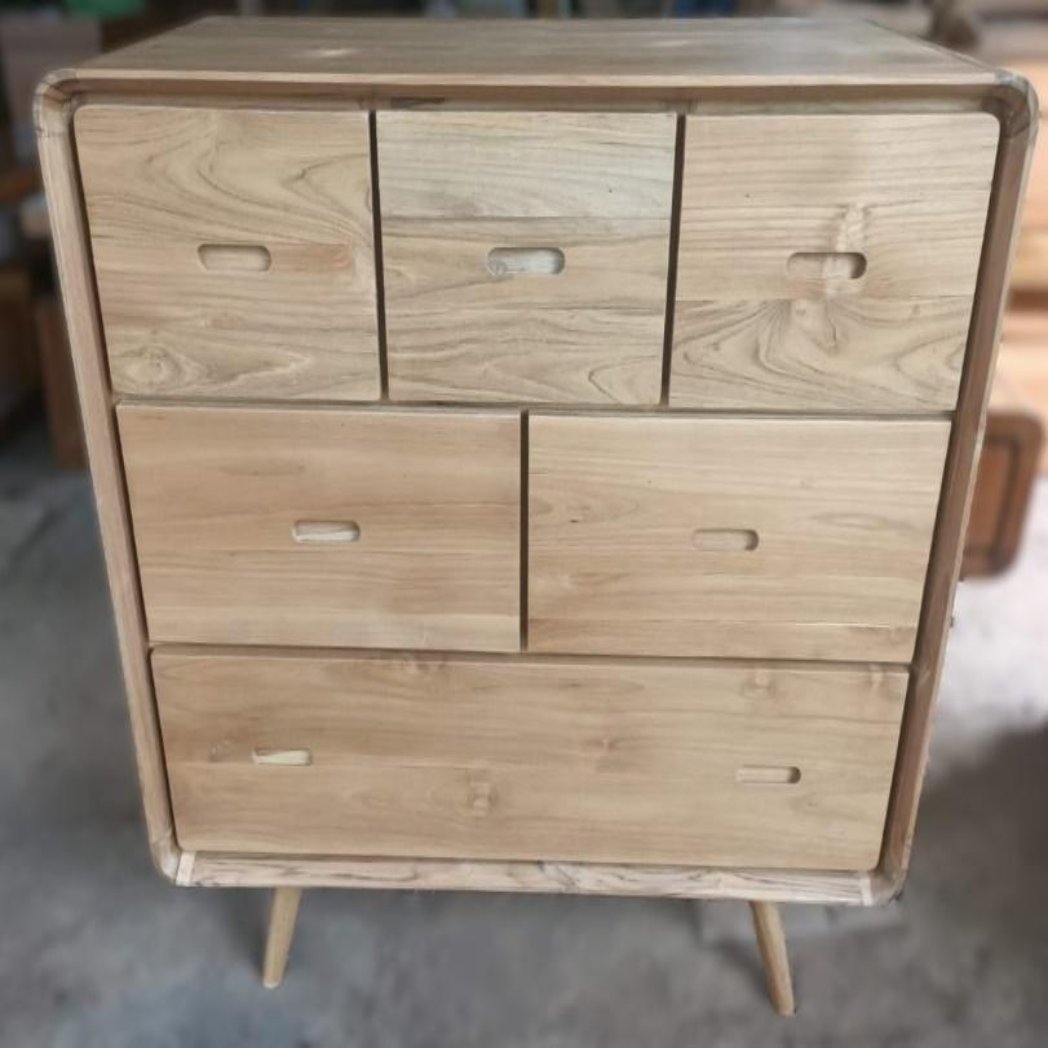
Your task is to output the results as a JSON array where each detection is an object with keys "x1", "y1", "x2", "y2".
[{"x1": 38, "y1": 17, "x2": 1036, "y2": 1014}]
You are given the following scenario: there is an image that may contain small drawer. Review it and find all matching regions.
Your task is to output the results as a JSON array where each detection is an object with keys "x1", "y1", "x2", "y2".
[
  {"x1": 378, "y1": 111, "x2": 676, "y2": 404},
  {"x1": 671, "y1": 112, "x2": 998, "y2": 412},
  {"x1": 154, "y1": 650, "x2": 907, "y2": 871},
  {"x1": 528, "y1": 414, "x2": 949, "y2": 662},
  {"x1": 76, "y1": 105, "x2": 380, "y2": 401},
  {"x1": 118, "y1": 405, "x2": 520, "y2": 651}
]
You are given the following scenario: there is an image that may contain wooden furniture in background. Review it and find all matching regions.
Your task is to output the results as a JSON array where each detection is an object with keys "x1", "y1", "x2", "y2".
[
  {"x1": 0, "y1": 14, "x2": 99, "y2": 463},
  {"x1": 0, "y1": 261, "x2": 37, "y2": 438},
  {"x1": 963, "y1": 373, "x2": 1044, "y2": 577},
  {"x1": 35, "y1": 295, "x2": 85, "y2": 470},
  {"x1": 36, "y1": 18, "x2": 1036, "y2": 1015},
  {"x1": 980, "y1": 24, "x2": 1048, "y2": 472}
]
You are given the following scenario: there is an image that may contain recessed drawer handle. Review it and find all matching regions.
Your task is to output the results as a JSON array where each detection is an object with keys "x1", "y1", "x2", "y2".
[
  {"x1": 691, "y1": 528, "x2": 759, "y2": 552},
  {"x1": 198, "y1": 243, "x2": 272, "y2": 273},
  {"x1": 292, "y1": 520, "x2": 361, "y2": 544},
  {"x1": 252, "y1": 748, "x2": 312, "y2": 767},
  {"x1": 487, "y1": 247, "x2": 565, "y2": 278},
  {"x1": 737, "y1": 765, "x2": 801, "y2": 785},
  {"x1": 786, "y1": 251, "x2": 867, "y2": 281}
]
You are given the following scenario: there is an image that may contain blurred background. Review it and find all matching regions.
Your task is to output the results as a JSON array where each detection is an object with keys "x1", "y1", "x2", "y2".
[{"x1": 1, "y1": 1, "x2": 1046, "y2": 1046}]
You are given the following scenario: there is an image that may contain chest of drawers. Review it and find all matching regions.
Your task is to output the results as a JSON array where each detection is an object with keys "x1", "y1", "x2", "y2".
[{"x1": 37, "y1": 17, "x2": 1036, "y2": 1014}]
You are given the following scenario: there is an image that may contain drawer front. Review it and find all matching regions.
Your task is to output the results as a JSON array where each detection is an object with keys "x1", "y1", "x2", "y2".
[
  {"x1": 528, "y1": 415, "x2": 949, "y2": 661},
  {"x1": 378, "y1": 112, "x2": 675, "y2": 404},
  {"x1": 671, "y1": 113, "x2": 998, "y2": 412},
  {"x1": 154, "y1": 650, "x2": 907, "y2": 871},
  {"x1": 118, "y1": 406, "x2": 520, "y2": 651},
  {"x1": 76, "y1": 105, "x2": 379, "y2": 401}
]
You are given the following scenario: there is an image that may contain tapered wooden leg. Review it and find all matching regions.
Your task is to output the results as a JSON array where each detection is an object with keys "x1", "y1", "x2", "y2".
[
  {"x1": 262, "y1": 887, "x2": 303, "y2": 989},
  {"x1": 749, "y1": 901, "x2": 795, "y2": 1016}
]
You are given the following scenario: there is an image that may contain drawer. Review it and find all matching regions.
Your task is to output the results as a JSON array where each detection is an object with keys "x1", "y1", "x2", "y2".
[
  {"x1": 378, "y1": 112, "x2": 675, "y2": 404},
  {"x1": 671, "y1": 113, "x2": 998, "y2": 412},
  {"x1": 118, "y1": 405, "x2": 520, "y2": 651},
  {"x1": 154, "y1": 650, "x2": 907, "y2": 870},
  {"x1": 528, "y1": 415, "x2": 949, "y2": 661},
  {"x1": 76, "y1": 105, "x2": 379, "y2": 401}
]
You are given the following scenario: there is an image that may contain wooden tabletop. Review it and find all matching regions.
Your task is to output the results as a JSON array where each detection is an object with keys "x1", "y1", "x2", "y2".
[{"x1": 72, "y1": 17, "x2": 999, "y2": 92}]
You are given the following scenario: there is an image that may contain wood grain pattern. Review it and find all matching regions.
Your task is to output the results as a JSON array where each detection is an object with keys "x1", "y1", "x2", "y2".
[
  {"x1": 681, "y1": 114, "x2": 997, "y2": 208},
  {"x1": 154, "y1": 650, "x2": 907, "y2": 871},
  {"x1": 75, "y1": 105, "x2": 379, "y2": 401},
  {"x1": 77, "y1": 17, "x2": 997, "y2": 92},
  {"x1": 881, "y1": 77, "x2": 1040, "y2": 889},
  {"x1": 379, "y1": 113, "x2": 674, "y2": 219},
  {"x1": 380, "y1": 112, "x2": 674, "y2": 404},
  {"x1": 529, "y1": 414, "x2": 950, "y2": 662},
  {"x1": 35, "y1": 20, "x2": 1036, "y2": 907},
  {"x1": 673, "y1": 298, "x2": 974, "y2": 413},
  {"x1": 183, "y1": 851, "x2": 879, "y2": 905},
  {"x1": 117, "y1": 405, "x2": 521, "y2": 651},
  {"x1": 671, "y1": 113, "x2": 998, "y2": 412},
  {"x1": 34, "y1": 84, "x2": 180, "y2": 878}
]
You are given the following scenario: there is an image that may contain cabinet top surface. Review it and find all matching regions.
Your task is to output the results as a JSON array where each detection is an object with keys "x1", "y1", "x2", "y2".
[{"x1": 70, "y1": 16, "x2": 999, "y2": 92}]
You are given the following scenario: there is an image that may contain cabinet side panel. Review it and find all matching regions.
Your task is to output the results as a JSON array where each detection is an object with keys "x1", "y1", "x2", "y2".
[
  {"x1": 36, "y1": 82, "x2": 179, "y2": 879},
  {"x1": 881, "y1": 81, "x2": 1039, "y2": 889}
]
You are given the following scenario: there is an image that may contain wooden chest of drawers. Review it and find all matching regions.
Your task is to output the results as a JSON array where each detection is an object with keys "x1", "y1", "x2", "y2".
[{"x1": 38, "y1": 17, "x2": 1035, "y2": 1012}]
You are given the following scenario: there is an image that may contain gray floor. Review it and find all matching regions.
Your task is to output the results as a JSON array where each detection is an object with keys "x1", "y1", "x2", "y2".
[{"x1": 2, "y1": 419, "x2": 1047, "y2": 1048}]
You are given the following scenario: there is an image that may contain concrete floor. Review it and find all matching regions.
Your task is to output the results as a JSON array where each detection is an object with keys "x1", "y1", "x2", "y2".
[{"x1": 2, "y1": 419, "x2": 1047, "y2": 1047}]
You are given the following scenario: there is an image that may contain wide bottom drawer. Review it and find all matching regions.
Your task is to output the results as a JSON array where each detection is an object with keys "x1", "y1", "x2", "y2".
[{"x1": 154, "y1": 650, "x2": 907, "y2": 871}]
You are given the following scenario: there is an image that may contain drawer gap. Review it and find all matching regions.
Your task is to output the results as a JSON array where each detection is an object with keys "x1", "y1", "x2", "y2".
[
  {"x1": 520, "y1": 410, "x2": 530, "y2": 652},
  {"x1": 369, "y1": 110, "x2": 390, "y2": 399},
  {"x1": 660, "y1": 114, "x2": 686, "y2": 405}
]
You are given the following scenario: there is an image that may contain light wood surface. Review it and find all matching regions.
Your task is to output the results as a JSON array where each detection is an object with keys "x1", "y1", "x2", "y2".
[
  {"x1": 379, "y1": 113, "x2": 675, "y2": 219},
  {"x1": 529, "y1": 414, "x2": 950, "y2": 662},
  {"x1": 672, "y1": 113, "x2": 998, "y2": 412},
  {"x1": 76, "y1": 105, "x2": 379, "y2": 401},
  {"x1": 750, "y1": 901, "x2": 796, "y2": 1016},
  {"x1": 74, "y1": 18, "x2": 998, "y2": 92},
  {"x1": 117, "y1": 405, "x2": 521, "y2": 651},
  {"x1": 881, "y1": 75, "x2": 1040, "y2": 890},
  {"x1": 183, "y1": 852, "x2": 880, "y2": 906},
  {"x1": 380, "y1": 112, "x2": 674, "y2": 403},
  {"x1": 154, "y1": 650, "x2": 906, "y2": 871},
  {"x1": 262, "y1": 887, "x2": 301, "y2": 989},
  {"x1": 35, "y1": 18, "x2": 1036, "y2": 915},
  {"x1": 35, "y1": 88, "x2": 179, "y2": 878}
]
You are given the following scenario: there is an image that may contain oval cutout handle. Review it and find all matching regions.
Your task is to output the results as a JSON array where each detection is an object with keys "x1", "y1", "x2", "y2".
[
  {"x1": 692, "y1": 528, "x2": 759, "y2": 552},
  {"x1": 252, "y1": 748, "x2": 312, "y2": 767},
  {"x1": 787, "y1": 251, "x2": 866, "y2": 281},
  {"x1": 487, "y1": 247, "x2": 565, "y2": 278},
  {"x1": 737, "y1": 765, "x2": 801, "y2": 785},
  {"x1": 292, "y1": 520, "x2": 361, "y2": 544},
  {"x1": 198, "y1": 243, "x2": 272, "y2": 273}
]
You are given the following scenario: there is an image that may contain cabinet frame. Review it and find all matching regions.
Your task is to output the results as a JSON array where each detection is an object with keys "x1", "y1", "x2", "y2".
[{"x1": 35, "y1": 23, "x2": 1037, "y2": 906}]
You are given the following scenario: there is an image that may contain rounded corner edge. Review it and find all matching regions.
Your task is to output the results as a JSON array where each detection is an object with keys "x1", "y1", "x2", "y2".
[
  {"x1": 868, "y1": 861, "x2": 906, "y2": 906},
  {"x1": 149, "y1": 830, "x2": 189, "y2": 886},
  {"x1": 986, "y1": 70, "x2": 1040, "y2": 143},
  {"x1": 33, "y1": 68, "x2": 79, "y2": 138}
]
